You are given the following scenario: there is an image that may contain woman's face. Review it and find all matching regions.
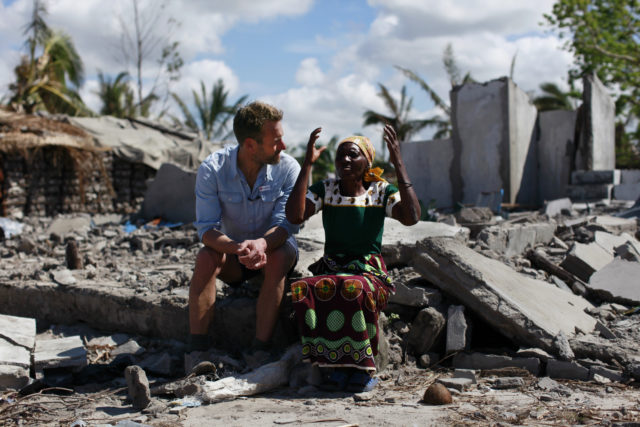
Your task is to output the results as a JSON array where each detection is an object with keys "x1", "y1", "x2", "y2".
[{"x1": 335, "y1": 142, "x2": 368, "y2": 180}]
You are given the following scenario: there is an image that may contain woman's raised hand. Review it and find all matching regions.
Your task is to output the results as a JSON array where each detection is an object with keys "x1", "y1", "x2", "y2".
[
  {"x1": 383, "y1": 124, "x2": 402, "y2": 165},
  {"x1": 304, "y1": 127, "x2": 325, "y2": 164}
]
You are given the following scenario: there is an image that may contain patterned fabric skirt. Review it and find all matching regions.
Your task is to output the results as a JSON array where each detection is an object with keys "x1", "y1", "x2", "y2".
[{"x1": 290, "y1": 253, "x2": 393, "y2": 372}]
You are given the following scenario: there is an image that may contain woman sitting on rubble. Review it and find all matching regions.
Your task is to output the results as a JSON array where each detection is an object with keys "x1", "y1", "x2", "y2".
[{"x1": 285, "y1": 124, "x2": 420, "y2": 392}]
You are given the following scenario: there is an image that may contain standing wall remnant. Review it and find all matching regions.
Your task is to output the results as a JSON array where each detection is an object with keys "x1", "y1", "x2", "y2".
[
  {"x1": 450, "y1": 77, "x2": 538, "y2": 206},
  {"x1": 538, "y1": 110, "x2": 577, "y2": 203},
  {"x1": 575, "y1": 73, "x2": 615, "y2": 171},
  {"x1": 401, "y1": 138, "x2": 454, "y2": 208}
]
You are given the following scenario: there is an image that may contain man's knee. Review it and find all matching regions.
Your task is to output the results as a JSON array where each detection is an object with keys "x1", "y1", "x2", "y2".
[
  {"x1": 190, "y1": 247, "x2": 224, "y2": 291},
  {"x1": 265, "y1": 243, "x2": 297, "y2": 276}
]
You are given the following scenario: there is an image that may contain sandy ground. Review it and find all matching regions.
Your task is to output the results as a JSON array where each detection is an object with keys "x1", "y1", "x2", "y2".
[{"x1": 3, "y1": 363, "x2": 640, "y2": 426}]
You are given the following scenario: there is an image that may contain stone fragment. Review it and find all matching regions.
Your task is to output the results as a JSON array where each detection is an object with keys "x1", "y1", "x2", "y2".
[
  {"x1": 112, "y1": 340, "x2": 145, "y2": 357},
  {"x1": 389, "y1": 282, "x2": 441, "y2": 308},
  {"x1": 437, "y1": 377, "x2": 473, "y2": 391},
  {"x1": 544, "y1": 198, "x2": 573, "y2": 217},
  {"x1": 46, "y1": 215, "x2": 92, "y2": 239},
  {"x1": 125, "y1": 365, "x2": 152, "y2": 410},
  {"x1": 407, "y1": 307, "x2": 445, "y2": 355},
  {"x1": 492, "y1": 377, "x2": 524, "y2": 389},
  {"x1": 516, "y1": 347, "x2": 552, "y2": 362},
  {"x1": 477, "y1": 222, "x2": 556, "y2": 257},
  {"x1": 452, "y1": 369, "x2": 477, "y2": 384},
  {"x1": 445, "y1": 305, "x2": 469, "y2": 354},
  {"x1": 589, "y1": 365, "x2": 625, "y2": 383},
  {"x1": 546, "y1": 360, "x2": 589, "y2": 381},
  {"x1": 423, "y1": 382, "x2": 452, "y2": 405},
  {"x1": 0, "y1": 364, "x2": 30, "y2": 390},
  {"x1": 0, "y1": 314, "x2": 36, "y2": 350},
  {"x1": 52, "y1": 268, "x2": 77, "y2": 285},
  {"x1": 553, "y1": 332, "x2": 575, "y2": 361}
]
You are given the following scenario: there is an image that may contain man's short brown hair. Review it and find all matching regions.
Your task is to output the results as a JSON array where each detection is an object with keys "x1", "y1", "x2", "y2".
[{"x1": 233, "y1": 101, "x2": 283, "y2": 144}]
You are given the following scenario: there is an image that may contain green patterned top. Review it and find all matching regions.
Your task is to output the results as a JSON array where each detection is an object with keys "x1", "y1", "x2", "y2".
[{"x1": 306, "y1": 178, "x2": 400, "y2": 256}]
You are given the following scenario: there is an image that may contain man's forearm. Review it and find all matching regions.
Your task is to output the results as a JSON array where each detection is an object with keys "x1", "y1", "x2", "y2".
[
  {"x1": 262, "y1": 226, "x2": 289, "y2": 252},
  {"x1": 201, "y1": 228, "x2": 240, "y2": 254}
]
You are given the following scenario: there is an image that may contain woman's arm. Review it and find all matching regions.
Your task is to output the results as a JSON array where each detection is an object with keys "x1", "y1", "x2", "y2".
[
  {"x1": 286, "y1": 127, "x2": 324, "y2": 225},
  {"x1": 384, "y1": 124, "x2": 421, "y2": 225}
]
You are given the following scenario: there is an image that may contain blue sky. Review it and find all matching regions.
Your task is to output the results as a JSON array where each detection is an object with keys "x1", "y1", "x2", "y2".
[{"x1": 0, "y1": 0, "x2": 573, "y2": 152}]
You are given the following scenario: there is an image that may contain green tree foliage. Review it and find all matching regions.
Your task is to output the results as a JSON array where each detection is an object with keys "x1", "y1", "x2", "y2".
[
  {"x1": 545, "y1": 0, "x2": 640, "y2": 167},
  {"x1": 8, "y1": 0, "x2": 90, "y2": 115},
  {"x1": 96, "y1": 71, "x2": 136, "y2": 118},
  {"x1": 533, "y1": 82, "x2": 581, "y2": 111},
  {"x1": 171, "y1": 79, "x2": 247, "y2": 141}
]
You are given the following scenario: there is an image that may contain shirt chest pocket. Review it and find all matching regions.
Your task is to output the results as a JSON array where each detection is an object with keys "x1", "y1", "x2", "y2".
[
  {"x1": 219, "y1": 192, "x2": 244, "y2": 218},
  {"x1": 220, "y1": 191, "x2": 243, "y2": 203},
  {"x1": 259, "y1": 189, "x2": 283, "y2": 203}
]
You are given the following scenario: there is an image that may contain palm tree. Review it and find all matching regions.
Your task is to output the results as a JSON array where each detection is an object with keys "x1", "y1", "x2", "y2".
[
  {"x1": 8, "y1": 0, "x2": 89, "y2": 115},
  {"x1": 363, "y1": 84, "x2": 434, "y2": 159},
  {"x1": 171, "y1": 79, "x2": 247, "y2": 141},
  {"x1": 533, "y1": 82, "x2": 580, "y2": 111},
  {"x1": 395, "y1": 43, "x2": 476, "y2": 139},
  {"x1": 96, "y1": 71, "x2": 135, "y2": 118}
]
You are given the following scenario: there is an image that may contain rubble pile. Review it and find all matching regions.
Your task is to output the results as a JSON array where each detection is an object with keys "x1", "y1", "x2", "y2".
[{"x1": 0, "y1": 197, "x2": 639, "y2": 425}]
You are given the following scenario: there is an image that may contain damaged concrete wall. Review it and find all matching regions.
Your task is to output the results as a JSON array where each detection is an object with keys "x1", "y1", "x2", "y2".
[
  {"x1": 537, "y1": 110, "x2": 577, "y2": 203},
  {"x1": 401, "y1": 138, "x2": 454, "y2": 208},
  {"x1": 575, "y1": 73, "x2": 615, "y2": 171},
  {"x1": 450, "y1": 77, "x2": 538, "y2": 207}
]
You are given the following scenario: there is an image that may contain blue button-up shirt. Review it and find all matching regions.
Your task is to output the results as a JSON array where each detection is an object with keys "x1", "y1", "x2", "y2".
[{"x1": 194, "y1": 145, "x2": 300, "y2": 251}]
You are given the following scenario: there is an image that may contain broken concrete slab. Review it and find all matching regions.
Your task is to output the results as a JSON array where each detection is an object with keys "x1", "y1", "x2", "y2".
[
  {"x1": 412, "y1": 237, "x2": 596, "y2": 356},
  {"x1": 0, "y1": 337, "x2": 31, "y2": 369},
  {"x1": 477, "y1": 222, "x2": 557, "y2": 258},
  {"x1": 140, "y1": 163, "x2": 197, "y2": 224},
  {"x1": 560, "y1": 242, "x2": 614, "y2": 282},
  {"x1": 594, "y1": 231, "x2": 637, "y2": 255},
  {"x1": 588, "y1": 259, "x2": 640, "y2": 306},
  {"x1": 0, "y1": 314, "x2": 36, "y2": 350},
  {"x1": 33, "y1": 336, "x2": 87, "y2": 371},
  {"x1": 0, "y1": 364, "x2": 30, "y2": 390},
  {"x1": 389, "y1": 282, "x2": 441, "y2": 308},
  {"x1": 589, "y1": 215, "x2": 637, "y2": 235},
  {"x1": 452, "y1": 352, "x2": 540, "y2": 375},
  {"x1": 546, "y1": 360, "x2": 589, "y2": 381}
]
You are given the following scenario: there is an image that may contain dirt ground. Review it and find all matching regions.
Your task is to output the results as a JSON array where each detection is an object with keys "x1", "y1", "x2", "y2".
[{"x1": 2, "y1": 363, "x2": 640, "y2": 426}]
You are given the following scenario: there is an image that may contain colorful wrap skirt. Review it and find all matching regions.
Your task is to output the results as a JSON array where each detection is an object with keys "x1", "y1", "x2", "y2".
[{"x1": 290, "y1": 253, "x2": 394, "y2": 371}]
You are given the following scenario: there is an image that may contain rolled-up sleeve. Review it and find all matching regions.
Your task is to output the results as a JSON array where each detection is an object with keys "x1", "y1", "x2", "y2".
[
  {"x1": 194, "y1": 160, "x2": 222, "y2": 241},
  {"x1": 269, "y1": 158, "x2": 301, "y2": 236}
]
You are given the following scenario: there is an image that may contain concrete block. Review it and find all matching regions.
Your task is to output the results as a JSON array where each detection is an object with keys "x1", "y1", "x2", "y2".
[
  {"x1": 0, "y1": 337, "x2": 31, "y2": 370},
  {"x1": 452, "y1": 352, "x2": 540, "y2": 375},
  {"x1": 412, "y1": 238, "x2": 596, "y2": 356},
  {"x1": 453, "y1": 368, "x2": 477, "y2": 383},
  {"x1": 538, "y1": 111, "x2": 577, "y2": 202},
  {"x1": 544, "y1": 198, "x2": 572, "y2": 217},
  {"x1": 560, "y1": 242, "x2": 614, "y2": 282},
  {"x1": 593, "y1": 231, "x2": 635, "y2": 255},
  {"x1": 401, "y1": 138, "x2": 454, "y2": 208},
  {"x1": 621, "y1": 169, "x2": 640, "y2": 184},
  {"x1": 614, "y1": 183, "x2": 640, "y2": 201},
  {"x1": 476, "y1": 222, "x2": 557, "y2": 257},
  {"x1": 389, "y1": 283, "x2": 441, "y2": 308},
  {"x1": 589, "y1": 365, "x2": 625, "y2": 383},
  {"x1": 492, "y1": 377, "x2": 525, "y2": 389},
  {"x1": 450, "y1": 77, "x2": 538, "y2": 206},
  {"x1": 546, "y1": 359, "x2": 589, "y2": 381},
  {"x1": 588, "y1": 259, "x2": 640, "y2": 306},
  {"x1": 446, "y1": 305, "x2": 469, "y2": 354},
  {"x1": 34, "y1": 336, "x2": 87, "y2": 371},
  {"x1": 141, "y1": 163, "x2": 197, "y2": 224},
  {"x1": 591, "y1": 215, "x2": 637, "y2": 235},
  {"x1": 45, "y1": 214, "x2": 92, "y2": 239},
  {"x1": 571, "y1": 170, "x2": 620, "y2": 185},
  {"x1": 0, "y1": 314, "x2": 36, "y2": 350},
  {"x1": 576, "y1": 73, "x2": 616, "y2": 171},
  {"x1": 567, "y1": 184, "x2": 613, "y2": 201}
]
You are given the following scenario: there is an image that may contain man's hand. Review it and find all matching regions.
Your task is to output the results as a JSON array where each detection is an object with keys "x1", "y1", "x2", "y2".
[{"x1": 237, "y1": 238, "x2": 268, "y2": 270}]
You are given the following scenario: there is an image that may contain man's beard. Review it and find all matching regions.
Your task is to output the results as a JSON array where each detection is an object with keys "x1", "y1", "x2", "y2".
[{"x1": 264, "y1": 151, "x2": 281, "y2": 165}]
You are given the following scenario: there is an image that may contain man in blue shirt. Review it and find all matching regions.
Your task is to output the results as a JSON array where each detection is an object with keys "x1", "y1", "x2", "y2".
[{"x1": 189, "y1": 101, "x2": 300, "y2": 363}]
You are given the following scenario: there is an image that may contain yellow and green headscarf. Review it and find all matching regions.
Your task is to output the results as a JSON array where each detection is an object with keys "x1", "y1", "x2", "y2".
[{"x1": 337, "y1": 135, "x2": 386, "y2": 182}]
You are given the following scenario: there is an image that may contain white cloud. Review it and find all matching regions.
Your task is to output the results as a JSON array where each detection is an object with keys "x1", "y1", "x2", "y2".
[{"x1": 295, "y1": 58, "x2": 325, "y2": 86}]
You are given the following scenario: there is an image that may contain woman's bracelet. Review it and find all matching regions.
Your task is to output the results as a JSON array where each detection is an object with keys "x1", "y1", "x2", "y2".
[{"x1": 397, "y1": 180, "x2": 413, "y2": 187}]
